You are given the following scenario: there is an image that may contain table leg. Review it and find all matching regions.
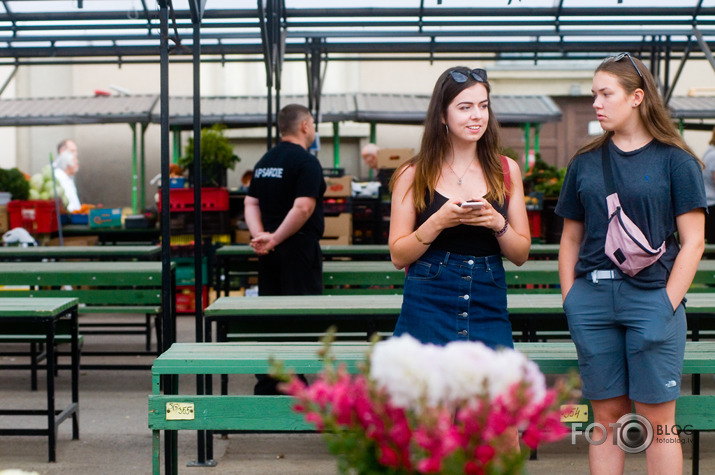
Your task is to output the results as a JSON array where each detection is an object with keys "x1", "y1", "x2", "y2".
[
  {"x1": 45, "y1": 319, "x2": 57, "y2": 462},
  {"x1": 71, "y1": 307, "x2": 80, "y2": 439}
]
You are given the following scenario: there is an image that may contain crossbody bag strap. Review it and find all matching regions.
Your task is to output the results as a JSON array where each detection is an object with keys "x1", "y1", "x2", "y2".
[{"x1": 601, "y1": 143, "x2": 616, "y2": 196}]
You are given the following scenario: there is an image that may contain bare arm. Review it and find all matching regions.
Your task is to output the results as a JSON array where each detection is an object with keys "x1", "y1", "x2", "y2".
[
  {"x1": 495, "y1": 158, "x2": 531, "y2": 265},
  {"x1": 558, "y1": 218, "x2": 584, "y2": 302},
  {"x1": 244, "y1": 196, "x2": 264, "y2": 237},
  {"x1": 250, "y1": 196, "x2": 316, "y2": 254},
  {"x1": 666, "y1": 209, "x2": 705, "y2": 309}
]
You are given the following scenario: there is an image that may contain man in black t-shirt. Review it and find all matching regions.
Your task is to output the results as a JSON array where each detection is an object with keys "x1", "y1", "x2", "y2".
[{"x1": 244, "y1": 104, "x2": 326, "y2": 394}]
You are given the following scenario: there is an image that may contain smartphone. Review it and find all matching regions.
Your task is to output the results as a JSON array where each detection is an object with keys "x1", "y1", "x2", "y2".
[{"x1": 460, "y1": 201, "x2": 483, "y2": 209}]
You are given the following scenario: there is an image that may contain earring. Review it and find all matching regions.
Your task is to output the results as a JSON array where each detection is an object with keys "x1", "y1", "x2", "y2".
[
  {"x1": 445, "y1": 124, "x2": 449, "y2": 133},
  {"x1": 633, "y1": 103, "x2": 638, "y2": 107}
]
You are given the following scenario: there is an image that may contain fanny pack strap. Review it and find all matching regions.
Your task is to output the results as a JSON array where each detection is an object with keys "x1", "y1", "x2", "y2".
[{"x1": 601, "y1": 143, "x2": 617, "y2": 196}]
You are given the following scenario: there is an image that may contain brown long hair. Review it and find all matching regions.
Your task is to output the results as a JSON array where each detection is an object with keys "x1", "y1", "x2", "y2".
[
  {"x1": 390, "y1": 66, "x2": 507, "y2": 212},
  {"x1": 573, "y1": 54, "x2": 703, "y2": 168}
]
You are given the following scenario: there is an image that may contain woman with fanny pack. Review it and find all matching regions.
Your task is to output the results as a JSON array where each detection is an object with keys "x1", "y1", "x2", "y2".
[{"x1": 556, "y1": 53, "x2": 706, "y2": 474}]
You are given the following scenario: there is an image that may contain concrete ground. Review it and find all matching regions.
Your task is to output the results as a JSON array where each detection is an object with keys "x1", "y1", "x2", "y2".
[{"x1": 1, "y1": 313, "x2": 713, "y2": 474}]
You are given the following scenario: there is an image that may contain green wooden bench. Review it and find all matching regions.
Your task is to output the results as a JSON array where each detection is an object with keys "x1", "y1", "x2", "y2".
[
  {"x1": 0, "y1": 261, "x2": 175, "y2": 370},
  {"x1": 148, "y1": 340, "x2": 715, "y2": 475},
  {"x1": 0, "y1": 244, "x2": 161, "y2": 262},
  {"x1": 204, "y1": 293, "x2": 715, "y2": 345}
]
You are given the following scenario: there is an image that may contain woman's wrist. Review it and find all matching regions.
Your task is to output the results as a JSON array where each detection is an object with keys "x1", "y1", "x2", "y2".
[
  {"x1": 493, "y1": 216, "x2": 509, "y2": 238},
  {"x1": 414, "y1": 228, "x2": 433, "y2": 245}
]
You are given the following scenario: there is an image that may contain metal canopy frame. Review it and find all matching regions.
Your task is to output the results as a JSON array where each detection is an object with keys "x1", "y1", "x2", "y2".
[{"x1": 2, "y1": 1, "x2": 714, "y2": 470}]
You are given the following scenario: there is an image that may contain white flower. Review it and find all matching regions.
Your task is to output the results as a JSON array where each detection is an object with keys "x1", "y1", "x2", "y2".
[
  {"x1": 370, "y1": 335, "x2": 548, "y2": 410},
  {"x1": 440, "y1": 340, "x2": 494, "y2": 404},
  {"x1": 370, "y1": 334, "x2": 439, "y2": 408}
]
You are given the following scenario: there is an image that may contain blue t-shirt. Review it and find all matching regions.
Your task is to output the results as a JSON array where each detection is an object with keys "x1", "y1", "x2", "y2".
[
  {"x1": 555, "y1": 139, "x2": 706, "y2": 289},
  {"x1": 248, "y1": 141, "x2": 326, "y2": 240}
]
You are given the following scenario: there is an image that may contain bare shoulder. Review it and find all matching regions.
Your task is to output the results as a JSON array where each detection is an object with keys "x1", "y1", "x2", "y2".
[{"x1": 503, "y1": 155, "x2": 523, "y2": 179}]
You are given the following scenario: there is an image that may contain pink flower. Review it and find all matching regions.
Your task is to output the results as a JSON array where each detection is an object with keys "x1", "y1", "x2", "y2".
[
  {"x1": 474, "y1": 444, "x2": 495, "y2": 464},
  {"x1": 464, "y1": 460, "x2": 485, "y2": 475},
  {"x1": 378, "y1": 443, "x2": 401, "y2": 468},
  {"x1": 270, "y1": 335, "x2": 576, "y2": 475}
]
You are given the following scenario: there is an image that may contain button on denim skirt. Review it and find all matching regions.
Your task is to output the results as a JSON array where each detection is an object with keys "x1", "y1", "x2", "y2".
[{"x1": 394, "y1": 248, "x2": 513, "y2": 349}]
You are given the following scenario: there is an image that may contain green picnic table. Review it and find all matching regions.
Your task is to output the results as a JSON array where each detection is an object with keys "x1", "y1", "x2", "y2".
[
  {"x1": 203, "y1": 292, "x2": 715, "y2": 343},
  {"x1": 149, "y1": 339, "x2": 715, "y2": 475},
  {"x1": 0, "y1": 297, "x2": 80, "y2": 462},
  {"x1": 213, "y1": 244, "x2": 391, "y2": 296},
  {"x1": 0, "y1": 261, "x2": 176, "y2": 369}
]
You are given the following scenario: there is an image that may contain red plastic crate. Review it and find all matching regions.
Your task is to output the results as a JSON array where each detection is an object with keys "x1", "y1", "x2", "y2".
[
  {"x1": 7, "y1": 200, "x2": 58, "y2": 234},
  {"x1": 527, "y1": 210, "x2": 542, "y2": 239},
  {"x1": 158, "y1": 187, "x2": 229, "y2": 212},
  {"x1": 175, "y1": 285, "x2": 209, "y2": 314}
]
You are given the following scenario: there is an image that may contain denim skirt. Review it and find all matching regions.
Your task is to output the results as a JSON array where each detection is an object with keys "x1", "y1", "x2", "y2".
[{"x1": 393, "y1": 248, "x2": 513, "y2": 349}]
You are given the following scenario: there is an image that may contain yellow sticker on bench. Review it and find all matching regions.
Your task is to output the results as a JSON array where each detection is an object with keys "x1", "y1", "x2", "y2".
[
  {"x1": 165, "y1": 402, "x2": 194, "y2": 420},
  {"x1": 560, "y1": 404, "x2": 589, "y2": 422}
]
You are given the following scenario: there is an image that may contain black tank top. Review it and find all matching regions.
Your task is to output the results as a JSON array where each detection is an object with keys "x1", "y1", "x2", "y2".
[{"x1": 415, "y1": 190, "x2": 507, "y2": 256}]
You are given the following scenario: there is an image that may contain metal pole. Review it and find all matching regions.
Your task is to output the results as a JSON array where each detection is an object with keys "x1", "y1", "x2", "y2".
[{"x1": 131, "y1": 123, "x2": 138, "y2": 214}]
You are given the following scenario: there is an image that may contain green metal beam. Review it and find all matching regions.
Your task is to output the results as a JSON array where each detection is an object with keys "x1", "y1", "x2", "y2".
[{"x1": 333, "y1": 122, "x2": 340, "y2": 168}]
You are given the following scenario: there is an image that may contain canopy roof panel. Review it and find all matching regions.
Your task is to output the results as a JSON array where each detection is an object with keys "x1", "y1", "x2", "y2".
[
  {"x1": 0, "y1": 92, "x2": 562, "y2": 127},
  {"x1": 0, "y1": 1, "x2": 714, "y2": 64},
  {"x1": 0, "y1": 94, "x2": 158, "y2": 126}
]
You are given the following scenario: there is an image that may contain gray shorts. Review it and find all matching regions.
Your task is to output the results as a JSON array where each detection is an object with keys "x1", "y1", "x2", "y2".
[{"x1": 563, "y1": 275, "x2": 686, "y2": 404}]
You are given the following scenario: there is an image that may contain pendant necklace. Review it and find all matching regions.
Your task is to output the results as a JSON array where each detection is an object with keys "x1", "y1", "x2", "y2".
[{"x1": 448, "y1": 159, "x2": 471, "y2": 185}]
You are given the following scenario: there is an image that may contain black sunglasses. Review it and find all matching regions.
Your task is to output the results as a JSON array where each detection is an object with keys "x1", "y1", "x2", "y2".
[
  {"x1": 449, "y1": 68, "x2": 487, "y2": 84},
  {"x1": 612, "y1": 52, "x2": 644, "y2": 84}
]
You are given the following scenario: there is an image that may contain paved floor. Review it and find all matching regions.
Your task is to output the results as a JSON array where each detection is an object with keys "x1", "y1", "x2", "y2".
[{"x1": 0, "y1": 314, "x2": 713, "y2": 474}]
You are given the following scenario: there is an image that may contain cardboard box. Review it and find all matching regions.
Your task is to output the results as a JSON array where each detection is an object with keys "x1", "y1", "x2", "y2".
[
  {"x1": 47, "y1": 235, "x2": 99, "y2": 246},
  {"x1": 320, "y1": 235, "x2": 351, "y2": 246},
  {"x1": 377, "y1": 148, "x2": 414, "y2": 170},
  {"x1": 234, "y1": 230, "x2": 251, "y2": 244},
  {"x1": 323, "y1": 213, "x2": 352, "y2": 238},
  {"x1": 0, "y1": 205, "x2": 7, "y2": 232},
  {"x1": 324, "y1": 175, "x2": 352, "y2": 198},
  {"x1": 89, "y1": 208, "x2": 122, "y2": 228}
]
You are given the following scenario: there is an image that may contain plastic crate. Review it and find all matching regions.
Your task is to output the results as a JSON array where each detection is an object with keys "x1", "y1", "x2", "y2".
[
  {"x1": 158, "y1": 187, "x2": 229, "y2": 212},
  {"x1": 323, "y1": 197, "x2": 350, "y2": 215},
  {"x1": 175, "y1": 285, "x2": 209, "y2": 314},
  {"x1": 322, "y1": 167, "x2": 345, "y2": 177},
  {"x1": 7, "y1": 200, "x2": 58, "y2": 234},
  {"x1": 173, "y1": 257, "x2": 208, "y2": 286}
]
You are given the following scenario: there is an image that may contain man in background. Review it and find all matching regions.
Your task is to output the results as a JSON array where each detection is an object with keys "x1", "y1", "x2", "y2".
[
  {"x1": 361, "y1": 143, "x2": 379, "y2": 174},
  {"x1": 244, "y1": 104, "x2": 326, "y2": 394},
  {"x1": 54, "y1": 139, "x2": 81, "y2": 212}
]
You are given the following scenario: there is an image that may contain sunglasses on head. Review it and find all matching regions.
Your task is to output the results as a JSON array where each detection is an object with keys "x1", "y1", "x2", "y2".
[
  {"x1": 449, "y1": 68, "x2": 487, "y2": 84},
  {"x1": 612, "y1": 52, "x2": 644, "y2": 84}
]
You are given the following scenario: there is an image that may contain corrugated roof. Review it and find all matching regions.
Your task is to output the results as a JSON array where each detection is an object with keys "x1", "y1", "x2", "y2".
[
  {"x1": 160, "y1": 94, "x2": 358, "y2": 127},
  {"x1": 0, "y1": 94, "x2": 158, "y2": 126},
  {"x1": 3, "y1": 93, "x2": 711, "y2": 128},
  {"x1": 668, "y1": 96, "x2": 715, "y2": 119},
  {"x1": 151, "y1": 93, "x2": 563, "y2": 127},
  {"x1": 354, "y1": 93, "x2": 563, "y2": 125}
]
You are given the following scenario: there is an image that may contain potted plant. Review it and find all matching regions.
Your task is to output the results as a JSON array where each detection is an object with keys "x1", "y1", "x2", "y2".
[
  {"x1": 0, "y1": 167, "x2": 30, "y2": 202},
  {"x1": 178, "y1": 124, "x2": 241, "y2": 188},
  {"x1": 522, "y1": 155, "x2": 566, "y2": 243}
]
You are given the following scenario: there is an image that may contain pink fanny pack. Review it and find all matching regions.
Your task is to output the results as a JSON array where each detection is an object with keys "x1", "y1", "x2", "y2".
[
  {"x1": 604, "y1": 193, "x2": 665, "y2": 277},
  {"x1": 601, "y1": 144, "x2": 665, "y2": 277}
]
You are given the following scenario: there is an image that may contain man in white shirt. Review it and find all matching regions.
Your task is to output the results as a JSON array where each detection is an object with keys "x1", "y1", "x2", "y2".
[{"x1": 54, "y1": 139, "x2": 81, "y2": 212}]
